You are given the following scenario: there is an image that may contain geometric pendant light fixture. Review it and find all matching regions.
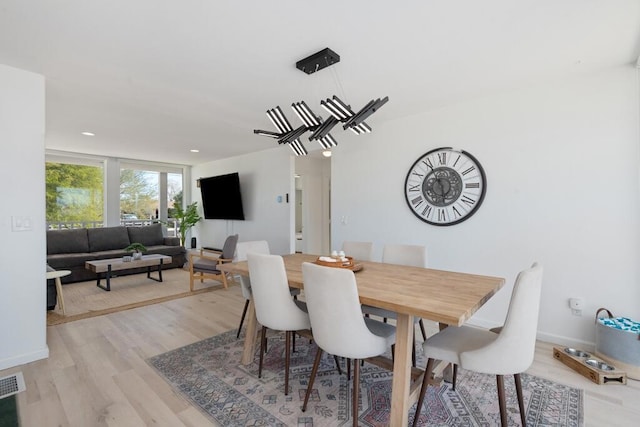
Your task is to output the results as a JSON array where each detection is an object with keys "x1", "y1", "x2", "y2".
[{"x1": 253, "y1": 48, "x2": 388, "y2": 156}]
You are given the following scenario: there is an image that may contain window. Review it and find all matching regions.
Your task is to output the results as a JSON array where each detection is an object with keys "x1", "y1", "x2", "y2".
[
  {"x1": 46, "y1": 161, "x2": 104, "y2": 229},
  {"x1": 120, "y1": 167, "x2": 183, "y2": 217},
  {"x1": 46, "y1": 151, "x2": 188, "y2": 230},
  {"x1": 120, "y1": 168, "x2": 159, "y2": 222},
  {"x1": 167, "y1": 173, "x2": 183, "y2": 217}
]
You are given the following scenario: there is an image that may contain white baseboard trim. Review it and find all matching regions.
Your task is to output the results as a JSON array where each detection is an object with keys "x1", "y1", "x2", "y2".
[
  {"x1": 536, "y1": 331, "x2": 595, "y2": 352},
  {"x1": 0, "y1": 346, "x2": 49, "y2": 371},
  {"x1": 467, "y1": 318, "x2": 596, "y2": 352}
]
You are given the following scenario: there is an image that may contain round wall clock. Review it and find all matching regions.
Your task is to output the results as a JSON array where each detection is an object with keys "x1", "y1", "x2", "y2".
[{"x1": 404, "y1": 147, "x2": 486, "y2": 226}]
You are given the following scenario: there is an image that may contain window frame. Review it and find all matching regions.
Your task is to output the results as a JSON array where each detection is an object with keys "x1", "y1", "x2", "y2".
[{"x1": 45, "y1": 150, "x2": 190, "y2": 230}]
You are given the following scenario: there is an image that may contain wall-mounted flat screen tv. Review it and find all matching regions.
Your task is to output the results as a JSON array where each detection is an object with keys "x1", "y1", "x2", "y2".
[{"x1": 200, "y1": 172, "x2": 245, "y2": 220}]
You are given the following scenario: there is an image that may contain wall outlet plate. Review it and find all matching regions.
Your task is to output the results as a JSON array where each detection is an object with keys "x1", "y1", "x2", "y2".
[{"x1": 569, "y1": 297, "x2": 585, "y2": 310}]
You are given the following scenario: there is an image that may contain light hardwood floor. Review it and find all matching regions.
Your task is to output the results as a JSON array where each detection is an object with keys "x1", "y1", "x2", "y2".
[{"x1": 2, "y1": 283, "x2": 639, "y2": 426}]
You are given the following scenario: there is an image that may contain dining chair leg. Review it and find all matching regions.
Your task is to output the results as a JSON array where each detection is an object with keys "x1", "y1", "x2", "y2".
[
  {"x1": 347, "y1": 358, "x2": 351, "y2": 380},
  {"x1": 412, "y1": 336, "x2": 416, "y2": 368},
  {"x1": 292, "y1": 330, "x2": 296, "y2": 352},
  {"x1": 418, "y1": 318, "x2": 427, "y2": 341},
  {"x1": 236, "y1": 299, "x2": 250, "y2": 338},
  {"x1": 514, "y1": 373, "x2": 526, "y2": 427},
  {"x1": 258, "y1": 326, "x2": 267, "y2": 378},
  {"x1": 412, "y1": 358, "x2": 435, "y2": 427},
  {"x1": 333, "y1": 355, "x2": 343, "y2": 376},
  {"x1": 285, "y1": 331, "x2": 291, "y2": 395},
  {"x1": 352, "y1": 358, "x2": 360, "y2": 427},
  {"x1": 302, "y1": 347, "x2": 324, "y2": 412},
  {"x1": 452, "y1": 364, "x2": 457, "y2": 391},
  {"x1": 496, "y1": 375, "x2": 507, "y2": 427}
]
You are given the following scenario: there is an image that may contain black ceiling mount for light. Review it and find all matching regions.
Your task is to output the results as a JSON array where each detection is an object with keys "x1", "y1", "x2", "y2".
[
  {"x1": 253, "y1": 48, "x2": 387, "y2": 156},
  {"x1": 296, "y1": 48, "x2": 340, "y2": 75}
]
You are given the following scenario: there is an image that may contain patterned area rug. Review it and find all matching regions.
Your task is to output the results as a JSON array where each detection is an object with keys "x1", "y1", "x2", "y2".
[{"x1": 148, "y1": 330, "x2": 583, "y2": 426}]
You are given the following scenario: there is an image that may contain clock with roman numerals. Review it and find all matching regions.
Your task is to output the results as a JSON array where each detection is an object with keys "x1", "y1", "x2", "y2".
[{"x1": 404, "y1": 147, "x2": 486, "y2": 226}]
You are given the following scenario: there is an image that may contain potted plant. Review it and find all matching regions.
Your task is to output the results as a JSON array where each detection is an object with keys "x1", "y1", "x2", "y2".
[
  {"x1": 172, "y1": 201, "x2": 202, "y2": 247},
  {"x1": 124, "y1": 242, "x2": 147, "y2": 260}
]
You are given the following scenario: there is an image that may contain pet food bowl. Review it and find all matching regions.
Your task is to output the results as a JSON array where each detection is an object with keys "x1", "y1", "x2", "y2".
[
  {"x1": 586, "y1": 359, "x2": 615, "y2": 371},
  {"x1": 564, "y1": 347, "x2": 590, "y2": 358}
]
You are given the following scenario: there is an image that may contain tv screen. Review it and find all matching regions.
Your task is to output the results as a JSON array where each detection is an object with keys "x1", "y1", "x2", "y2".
[{"x1": 200, "y1": 172, "x2": 245, "y2": 220}]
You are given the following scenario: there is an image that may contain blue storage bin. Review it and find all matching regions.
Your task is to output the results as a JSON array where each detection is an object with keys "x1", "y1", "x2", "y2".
[{"x1": 595, "y1": 308, "x2": 640, "y2": 380}]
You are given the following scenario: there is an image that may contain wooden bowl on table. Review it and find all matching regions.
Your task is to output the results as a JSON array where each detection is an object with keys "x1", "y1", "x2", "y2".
[{"x1": 314, "y1": 256, "x2": 363, "y2": 272}]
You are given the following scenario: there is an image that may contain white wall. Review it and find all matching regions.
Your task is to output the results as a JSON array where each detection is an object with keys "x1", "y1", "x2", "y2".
[
  {"x1": 191, "y1": 148, "x2": 294, "y2": 255},
  {"x1": 0, "y1": 64, "x2": 48, "y2": 369},
  {"x1": 332, "y1": 66, "x2": 640, "y2": 349}
]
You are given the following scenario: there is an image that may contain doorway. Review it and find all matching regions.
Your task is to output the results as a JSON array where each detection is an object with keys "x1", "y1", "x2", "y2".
[{"x1": 294, "y1": 154, "x2": 331, "y2": 255}]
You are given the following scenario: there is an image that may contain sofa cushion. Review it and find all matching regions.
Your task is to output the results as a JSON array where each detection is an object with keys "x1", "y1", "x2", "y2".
[
  {"x1": 144, "y1": 245, "x2": 186, "y2": 258},
  {"x1": 163, "y1": 236, "x2": 180, "y2": 247},
  {"x1": 127, "y1": 223, "x2": 164, "y2": 247},
  {"x1": 87, "y1": 226, "x2": 130, "y2": 252},
  {"x1": 47, "y1": 228, "x2": 89, "y2": 254},
  {"x1": 47, "y1": 252, "x2": 97, "y2": 269}
]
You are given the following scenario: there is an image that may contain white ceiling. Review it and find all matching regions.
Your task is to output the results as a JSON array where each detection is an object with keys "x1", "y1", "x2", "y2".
[{"x1": 0, "y1": 1, "x2": 638, "y2": 166}]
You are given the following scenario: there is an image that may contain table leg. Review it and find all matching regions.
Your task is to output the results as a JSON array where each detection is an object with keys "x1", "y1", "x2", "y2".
[
  {"x1": 241, "y1": 299, "x2": 258, "y2": 365},
  {"x1": 147, "y1": 259, "x2": 165, "y2": 282},
  {"x1": 54, "y1": 277, "x2": 65, "y2": 315},
  {"x1": 96, "y1": 265, "x2": 112, "y2": 291},
  {"x1": 390, "y1": 313, "x2": 413, "y2": 427}
]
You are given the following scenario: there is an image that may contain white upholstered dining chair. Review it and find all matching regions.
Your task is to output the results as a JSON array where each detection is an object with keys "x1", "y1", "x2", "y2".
[
  {"x1": 234, "y1": 240, "x2": 301, "y2": 339},
  {"x1": 382, "y1": 243, "x2": 427, "y2": 267},
  {"x1": 247, "y1": 253, "x2": 310, "y2": 396},
  {"x1": 342, "y1": 241, "x2": 374, "y2": 262},
  {"x1": 301, "y1": 262, "x2": 396, "y2": 427},
  {"x1": 412, "y1": 262, "x2": 543, "y2": 427},
  {"x1": 361, "y1": 243, "x2": 428, "y2": 365},
  {"x1": 234, "y1": 240, "x2": 270, "y2": 338}
]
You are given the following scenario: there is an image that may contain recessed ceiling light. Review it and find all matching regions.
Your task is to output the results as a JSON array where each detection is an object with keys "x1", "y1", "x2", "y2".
[
  {"x1": 190, "y1": 149, "x2": 200, "y2": 153},
  {"x1": 81, "y1": 131, "x2": 95, "y2": 136}
]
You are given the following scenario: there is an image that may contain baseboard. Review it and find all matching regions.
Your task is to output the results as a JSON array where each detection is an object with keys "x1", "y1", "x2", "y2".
[
  {"x1": 0, "y1": 346, "x2": 49, "y2": 371},
  {"x1": 467, "y1": 317, "x2": 596, "y2": 352},
  {"x1": 536, "y1": 332, "x2": 595, "y2": 352}
]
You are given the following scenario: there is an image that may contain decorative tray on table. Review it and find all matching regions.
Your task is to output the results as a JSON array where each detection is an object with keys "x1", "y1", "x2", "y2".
[{"x1": 314, "y1": 256, "x2": 363, "y2": 272}]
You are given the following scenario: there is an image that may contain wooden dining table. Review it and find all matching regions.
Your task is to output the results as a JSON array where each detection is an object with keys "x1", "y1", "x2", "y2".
[{"x1": 219, "y1": 253, "x2": 505, "y2": 427}]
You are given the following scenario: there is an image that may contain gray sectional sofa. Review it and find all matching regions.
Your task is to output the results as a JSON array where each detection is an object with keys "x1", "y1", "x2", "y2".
[{"x1": 47, "y1": 223, "x2": 186, "y2": 284}]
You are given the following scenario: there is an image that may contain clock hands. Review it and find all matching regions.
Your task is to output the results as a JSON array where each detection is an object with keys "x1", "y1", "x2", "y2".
[
  {"x1": 425, "y1": 161, "x2": 452, "y2": 205},
  {"x1": 435, "y1": 177, "x2": 452, "y2": 204}
]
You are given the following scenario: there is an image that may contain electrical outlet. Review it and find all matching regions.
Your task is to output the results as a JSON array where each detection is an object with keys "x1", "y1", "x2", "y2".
[
  {"x1": 569, "y1": 297, "x2": 585, "y2": 310},
  {"x1": 571, "y1": 308, "x2": 582, "y2": 316}
]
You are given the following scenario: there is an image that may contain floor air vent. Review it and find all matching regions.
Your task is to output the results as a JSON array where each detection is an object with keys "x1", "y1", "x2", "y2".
[{"x1": 0, "y1": 372, "x2": 25, "y2": 399}]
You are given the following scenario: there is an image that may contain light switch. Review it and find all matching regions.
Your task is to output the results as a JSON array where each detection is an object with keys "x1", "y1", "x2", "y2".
[{"x1": 11, "y1": 216, "x2": 33, "y2": 232}]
